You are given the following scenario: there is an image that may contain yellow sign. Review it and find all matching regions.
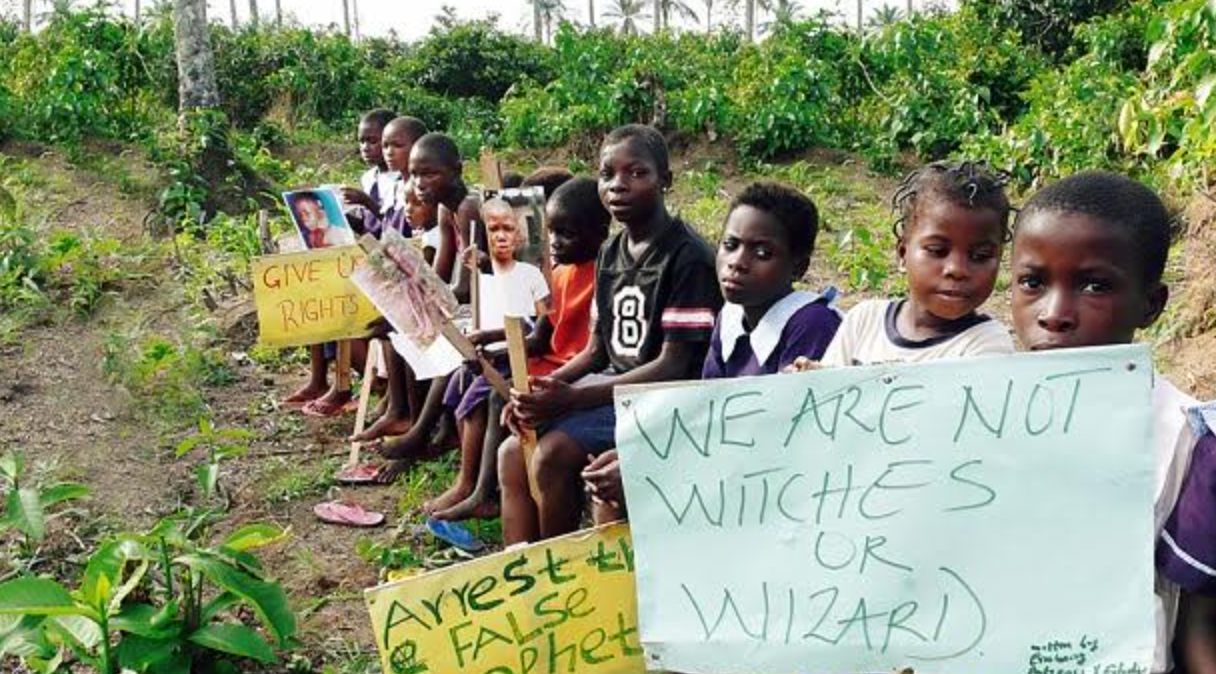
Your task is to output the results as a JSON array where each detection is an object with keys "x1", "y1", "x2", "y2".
[
  {"x1": 251, "y1": 246, "x2": 380, "y2": 348},
  {"x1": 365, "y1": 523, "x2": 646, "y2": 674}
]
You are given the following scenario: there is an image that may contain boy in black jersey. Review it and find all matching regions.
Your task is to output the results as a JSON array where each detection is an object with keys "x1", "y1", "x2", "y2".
[{"x1": 499, "y1": 125, "x2": 723, "y2": 543}]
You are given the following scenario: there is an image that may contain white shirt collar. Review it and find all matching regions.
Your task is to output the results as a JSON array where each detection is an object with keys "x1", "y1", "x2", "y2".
[{"x1": 720, "y1": 290, "x2": 825, "y2": 364}]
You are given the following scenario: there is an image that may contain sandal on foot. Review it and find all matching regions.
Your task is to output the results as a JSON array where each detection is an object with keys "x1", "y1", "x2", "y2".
[
  {"x1": 336, "y1": 463, "x2": 383, "y2": 485},
  {"x1": 313, "y1": 501, "x2": 385, "y2": 528},
  {"x1": 425, "y1": 517, "x2": 485, "y2": 553}
]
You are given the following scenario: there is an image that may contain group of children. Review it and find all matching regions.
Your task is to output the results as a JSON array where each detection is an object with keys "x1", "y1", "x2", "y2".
[{"x1": 281, "y1": 109, "x2": 1215, "y2": 674}]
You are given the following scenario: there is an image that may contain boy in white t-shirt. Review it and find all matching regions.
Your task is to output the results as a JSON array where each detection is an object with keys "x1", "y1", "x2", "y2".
[
  {"x1": 821, "y1": 161, "x2": 1015, "y2": 367},
  {"x1": 1011, "y1": 171, "x2": 1213, "y2": 674}
]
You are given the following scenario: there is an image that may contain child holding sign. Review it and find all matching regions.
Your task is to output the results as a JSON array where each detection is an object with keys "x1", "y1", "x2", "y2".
[
  {"x1": 436, "y1": 177, "x2": 610, "y2": 522},
  {"x1": 1009, "y1": 171, "x2": 1215, "y2": 674},
  {"x1": 819, "y1": 161, "x2": 1015, "y2": 367},
  {"x1": 424, "y1": 197, "x2": 551, "y2": 515},
  {"x1": 584, "y1": 181, "x2": 844, "y2": 518},
  {"x1": 340, "y1": 108, "x2": 396, "y2": 234},
  {"x1": 499, "y1": 125, "x2": 722, "y2": 544}
]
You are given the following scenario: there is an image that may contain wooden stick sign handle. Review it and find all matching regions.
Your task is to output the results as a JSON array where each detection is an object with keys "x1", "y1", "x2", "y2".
[
  {"x1": 504, "y1": 316, "x2": 541, "y2": 502},
  {"x1": 348, "y1": 338, "x2": 382, "y2": 467}
]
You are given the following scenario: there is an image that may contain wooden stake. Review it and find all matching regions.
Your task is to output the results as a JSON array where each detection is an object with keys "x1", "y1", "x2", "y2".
[
  {"x1": 504, "y1": 316, "x2": 541, "y2": 501},
  {"x1": 335, "y1": 340, "x2": 353, "y2": 402},
  {"x1": 480, "y1": 151, "x2": 504, "y2": 191},
  {"x1": 348, "y1": 338, "x2": 381, "y2": 467},
  {"x1": 257, "y1": 209, "x2": 274, "y2": 254},
  {"x1": 470, "y1": 219, "x2": 481, "y2": 332}
]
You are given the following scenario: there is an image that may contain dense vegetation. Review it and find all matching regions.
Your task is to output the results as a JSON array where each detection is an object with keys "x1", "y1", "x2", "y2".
[{"x1": 0, "y1": 0, "x2": 1212, "y2": 198}]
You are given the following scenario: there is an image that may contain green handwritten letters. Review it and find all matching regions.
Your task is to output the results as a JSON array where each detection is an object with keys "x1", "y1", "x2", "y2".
[{"x1": 614, "y1": 345, "x2": 1157, "y2": 674}]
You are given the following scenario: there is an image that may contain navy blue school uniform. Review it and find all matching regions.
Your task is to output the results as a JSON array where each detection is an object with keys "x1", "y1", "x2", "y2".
[{"x1": 702, "y1": 289, "x2": 842, "y2": 379}]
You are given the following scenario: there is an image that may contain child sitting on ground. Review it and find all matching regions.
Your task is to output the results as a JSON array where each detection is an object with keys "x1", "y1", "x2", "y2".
[
  {"x1": 498, "y1": 124, "x2": 723, "y2": 544},
  {"x1": 1008, "y1": 171, "x2": 1215, "y2": 674},
  {"x1": 583, "y1": 181, "x2": 844, "y2": 516},
  {"x1": 436, "y1": 176, "x2": 609, "y2": 522},
  {"x1": 424, "y1": 196, "x2": 552, "y2": 515},
  {"x1": 819, "y1": 161, "x2": 1015, "y2": 366}
]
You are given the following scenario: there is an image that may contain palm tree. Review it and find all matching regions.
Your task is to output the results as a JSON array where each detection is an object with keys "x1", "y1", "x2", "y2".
[
  {"x1": 538, "y1": 0, "x2": 566, "y2": 42},
  {"x1": 701, "y1": 0, "x2": 714, "y2": 30},
  {"x1": 656, "y1": 0, "x2": 697, "y2": 29},
  {"x1": 603, "y1": 0, "x2": 649, "y2": 35},
  {"x1": 274, "y1": 0, "x2": 282, "y2": 27},
  {"x1": 341, "y1": 0, "x2": 351, "y2": 36},
  {"x1": 352, "y1": 0, "x2": 361, "y2": 39},
  {"x1": 758, "y1": 0, "x2": 800, "y2": 34},
  {"x1": 247, "y1": 0, "x2": 258, "y2": 27},
  {"x1": 228, "y1": 0, "x2": 238, "y2": 28},
  {"x1": 172, "y1": 0, "x2": 221, "y2": 110},
  {"x1": 588, "y1": 0, "x2": 595, "y2": 26},
  {"x1": 867, "y1": 4, "x2": 901, "y2": 30},
  {"x1": 22, "y1": 0, "x2": 32, "y2": 31}
]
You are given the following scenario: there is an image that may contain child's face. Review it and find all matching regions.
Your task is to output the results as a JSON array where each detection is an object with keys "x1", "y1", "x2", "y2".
[
  {"x1": 405, "y1": 187, "x2": 436, "y2": 232},
  {"x1": 548, "y1": 204, "x2": 602, "y2": 266},
  {"x1": 1011, "y1": 211, "x2": 1165, "y2": 350},
  {"x1": 382, "y1": 125, "x2": 415, "y2": 174},
  {"x1": 597, "y1": 139, "x2": 668, "y2": 225},
  {"x1": 358, "y1": 120, "x2": 385, "y2": 168},
  {"x1": 485, "y1": 211, "x2": 521, "y2": 263},
  {"x1": 899, "y1": 198, "x2": 1003, "y2": 322},
  {"x1": 410, "y1": 147, "x2": 460, "y2": 206},
  {"x1": 717, "y1": 205, "x2": 801, "y2": 310},
  {"x1": 297, "y1": 198, "x2": 328, "y2": 230}
]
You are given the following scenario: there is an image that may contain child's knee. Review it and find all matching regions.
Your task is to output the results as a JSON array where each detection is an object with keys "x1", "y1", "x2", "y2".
[
  {"x1": 532, "y1": 433, "x2": 585, "y2": 482},
  {"x1": 498, "y1": 437, "x2": 523, "y2": 482}
]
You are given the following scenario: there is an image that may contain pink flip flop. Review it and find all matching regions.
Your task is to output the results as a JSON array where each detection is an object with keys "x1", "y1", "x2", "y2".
[
  {"x1": 313, "y1": 501, "x2": 385, "y2": 528},
  {"x1": 336, "y1": 463, "x2": 383, "y2": 485}
]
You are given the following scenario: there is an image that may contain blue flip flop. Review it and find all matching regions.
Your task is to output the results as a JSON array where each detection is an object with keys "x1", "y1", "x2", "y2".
[{"x1": 425, "y1": 517, "x2": 485, "y2": 553}]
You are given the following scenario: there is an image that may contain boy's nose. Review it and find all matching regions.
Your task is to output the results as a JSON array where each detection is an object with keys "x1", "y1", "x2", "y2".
[
  {"x1": 1037, "y1": 293, "x2": 1078, "y2": 332},
  {"x1": 943, "y1": 253, "x2": 968, "y2": 279}
]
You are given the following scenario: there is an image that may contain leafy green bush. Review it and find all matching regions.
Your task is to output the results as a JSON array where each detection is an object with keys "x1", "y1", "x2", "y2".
[{"x1": 400, "y1": 19, "x2": 554, "y2": 102}]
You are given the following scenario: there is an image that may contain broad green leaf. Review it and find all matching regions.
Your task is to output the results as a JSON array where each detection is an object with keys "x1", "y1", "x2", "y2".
[
  {"x1": 0, "y1": 450, "x2": 21, "y2": 481},
  {"x1": 112, "y1": 602, "x2": 182, "y2": 639},
  {"x1": 196, "y1": 462, "x2": 219, "y2": 500},
  {"x1": 0, "y1": 615, "x2": 53, "y2": 658},
  {"x1": 15, "y1": 486, "x2": 46, "y2": 543},
  {"x1": 45, "y1": 614, "x2": 102, "y2": 652},
  {"x1": 188, "y1": 623, "x2": 277, "y2": 664},
  {"x1": 1197, "y1": 74, "x2": 1216, "y2": 109},
  {"x1": 221, "y1": 523, "x2": 288, "y2": 553},
  {"x1": 116, "y1": 633, "x2": 181, "y2": 671},
  {"x1": 174, "y1": 436, "x2": 203, "y2": 458},
  {"x1": 177, "y1": 554, "x2": 296, "y2": 647},
  {"x1": 0, "y1": 578, "x2": 79, "y2": 616},
  {"x1": 201, "y1": 593, "x2": 241, "y2": 624},
  {"x1": 82, "y1": 538, "x2": 151, "y2": 614},
  {"x1": 39, "y1": 483, "x2": 88, "y2": 507}
]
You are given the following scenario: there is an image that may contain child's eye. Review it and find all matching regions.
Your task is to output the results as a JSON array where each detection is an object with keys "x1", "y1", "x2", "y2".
[
  {"x1": 720, "y1": 238, "x2": 739, "y2": 251},
  {"x1": 630, "y1": 169, "x2": 648, "y2": 179},
  {"x1": 755, "y1": 246, "x2": 774, "y2": 260},
  {"x1": 924, "y1": 245, "x2": 947, "y2": 256},
  {"x1": 1080, "y1": 279, "x2": 1113, "y2": 294},
  {"x1": 970, "y1": 250, "x2": 996, "y2": 263},
  {"x1": 1016, "y1": 275, "x2": 1043, "y2": 291}
]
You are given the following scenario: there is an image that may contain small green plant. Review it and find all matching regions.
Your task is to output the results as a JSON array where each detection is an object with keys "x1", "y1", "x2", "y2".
[
  {"x1": 0, "y1": 450, "x2": 88, "y2": 561},
  {"x1": 0, "y1": 519, "x2": 296, "y2": 673},
  {"x1": 102, "y1": 332, "x2": 235, "y2": 429},
  {"x1": 176, "y1": 419, "x2": 253, "y2": 507}
]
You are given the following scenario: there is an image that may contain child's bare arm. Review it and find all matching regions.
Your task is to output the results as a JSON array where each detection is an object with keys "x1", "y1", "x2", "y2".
[
  {"x1": 434, "y1": 205, "x2": 458, "y2": 283},
  {"x1": 1180, "y1": 593, "x2": 1216, "y2": 674},
  {"x1": 524, "y1": 314, "x2": 554, "y2": 358}
]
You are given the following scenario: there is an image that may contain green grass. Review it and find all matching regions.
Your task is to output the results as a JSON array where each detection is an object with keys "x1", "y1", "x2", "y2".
[{"x1": 263, "y1": 458, "x2": 339, "y2": 504}]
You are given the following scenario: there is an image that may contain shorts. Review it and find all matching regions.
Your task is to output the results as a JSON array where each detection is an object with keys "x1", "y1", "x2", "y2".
[
  {"x1": 442, "y1": 365, "x2": 508, "y2": 421},
  {"x1": 543, "y1": 404, "x2": 617, "y2": 455}
]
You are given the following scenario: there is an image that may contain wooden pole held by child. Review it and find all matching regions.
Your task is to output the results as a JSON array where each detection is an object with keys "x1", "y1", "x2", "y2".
[
  {"x1": 504, "y1": 316, "x2": 541, "y2": 502},
  {"x1": 348, "y1": 337, "x2": 381, "y2": 468}
]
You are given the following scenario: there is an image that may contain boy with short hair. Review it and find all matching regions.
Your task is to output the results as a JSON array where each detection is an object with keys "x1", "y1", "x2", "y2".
[{"x1": 1010, "y1": 170, "x2": 1215, "y2": 674}]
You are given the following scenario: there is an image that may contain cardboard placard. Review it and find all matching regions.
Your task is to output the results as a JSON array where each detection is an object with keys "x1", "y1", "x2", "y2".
[{"x1": 251, "y1": 245, "x2": 379, "y2": 348}]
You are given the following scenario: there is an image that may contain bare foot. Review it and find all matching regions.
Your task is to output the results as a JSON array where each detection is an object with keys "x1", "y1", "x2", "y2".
[
  {"x1": 352, "y1": 411, "x2": 411, "y2": 442},
  {"x1": 375, "y1": 459, "x2": 413, "y2": 484},
  {"x1": 434, "y1": 489, "x2": 500, "y2": 521},
  {"x1": 424, "y1": 482, "x2": 474, "y2": 515},
  {"x1": 283, "y1": 383, "x2": 328, "y2": 406},
  {"x1": 377, "y1": 429, "x2": 430, "y2": 461},
  {"x1": 314, "y1": 385, "x2": 352, "y2": 409}
]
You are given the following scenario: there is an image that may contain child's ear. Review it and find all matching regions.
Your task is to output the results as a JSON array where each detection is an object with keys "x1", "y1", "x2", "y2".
[
  {"x1": 660, "y1": 170, "x2": 673, "y2": 192},
  {"x1": 792, "y1": 255, "x2": 811, "y2": 281},
  {"x1": 896, "y1": 237, "x2": 908, "y2": 270},
  {"x1": 1141, "y1": 282, "x2": 1169, "y2": 328}
]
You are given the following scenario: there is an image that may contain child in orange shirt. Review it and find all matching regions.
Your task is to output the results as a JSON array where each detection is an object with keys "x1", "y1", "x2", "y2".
[{"x1": 434, "y1": 177, "x2": 609, "y2": 521}]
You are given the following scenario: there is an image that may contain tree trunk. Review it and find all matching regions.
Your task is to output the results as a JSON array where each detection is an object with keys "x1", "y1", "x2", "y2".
[
  {"x1": 22, "y1": 0, "x2": 32, "y2": 32},
  {"x1": 135, "y1": 0, "x2": 142, "y2": 22},
  {"x1": 275, "y1": 0, "x2": 282, "y2": 26},
  {"x1": 906, "y1": 0, "x2": 913, "y2": 16},
  {"x1": 705, "y1": 1, "x2": 712, "y2": 30},
  {"x1": 857, "y1": 0, "x2": 863, "y2": 33},
  {"x1": 353, "y1": 0, "x2": 361, "y2": 39},
  {"x1": 745, "y1": 0, "x2": 754, "y2": 41},
  {"x1": 173, "y1": 0, "x2": 221, "y2": 110},
  {"x1": 229, "y1": 0, "x2": 238, "y2": 29},
  {"x1": 342, "y1": 0, "x2": 351, "y2": 36},
  {"x1": 248, "y1": 0, "x2": 258, "y2": 27},
  {"x1": 653, "y1": 0, "x2": 660, "y2": 32},
  {"x1": 533, "y1": 0, "x2": 543, "y2": 41},
  {"x1": 588, "y1": 0, "x2": 595, "y2": 26}
]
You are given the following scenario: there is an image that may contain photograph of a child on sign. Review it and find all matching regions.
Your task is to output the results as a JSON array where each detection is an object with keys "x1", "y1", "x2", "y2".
[{"x1": 285, "y1": 189, "x2": 356, "y2": 249}]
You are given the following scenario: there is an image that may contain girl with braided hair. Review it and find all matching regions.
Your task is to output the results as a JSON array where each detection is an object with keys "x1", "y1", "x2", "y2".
[{"x1": 820, "y1": 160, "x2": 1016, "y2": 366}]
